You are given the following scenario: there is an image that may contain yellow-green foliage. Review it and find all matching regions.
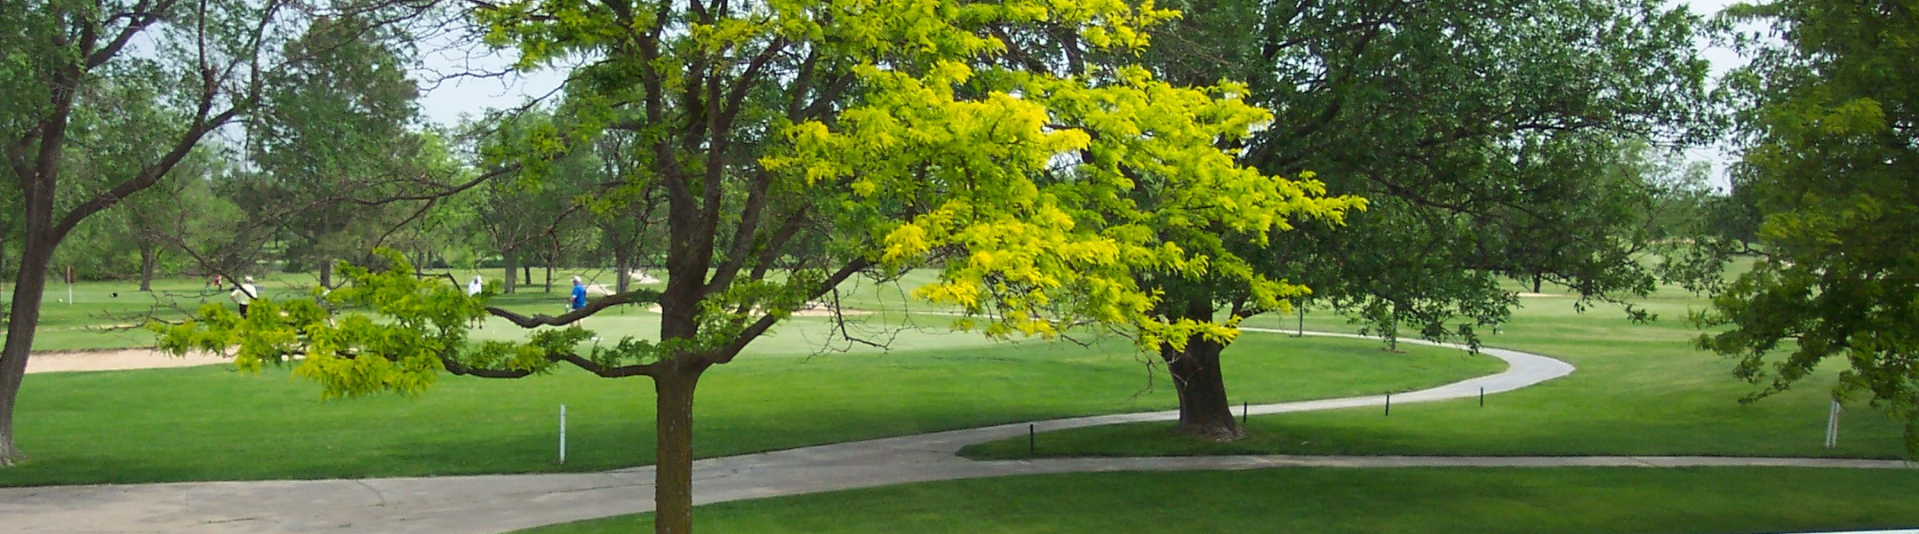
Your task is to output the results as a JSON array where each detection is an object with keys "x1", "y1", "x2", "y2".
[
  {"x1": 159, "y1": 0, "x2": 1363, "y2": 399},
  {"x1": 152, "y1": 251, "x2": 578, "y2": 398},
  {"x1": 766, "y1": 61, "x2": 1361, "y2": 348}
]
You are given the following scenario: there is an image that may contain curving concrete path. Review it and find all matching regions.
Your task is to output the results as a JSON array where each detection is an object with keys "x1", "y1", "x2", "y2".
[{"x1": 0, "y1": 331, "x2": 1907, "y2": 533}]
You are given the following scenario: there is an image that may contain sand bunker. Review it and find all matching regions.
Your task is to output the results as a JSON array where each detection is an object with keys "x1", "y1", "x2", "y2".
[{"x1": 27, "y1": 348, "x2": 230, "y2": 374}]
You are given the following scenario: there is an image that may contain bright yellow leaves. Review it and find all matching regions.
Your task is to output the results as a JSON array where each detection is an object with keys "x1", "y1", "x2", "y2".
[
  {"x1": 1139, "y1": 316, "x2": 1242, "y2": 354},
  {"x1": 882, "y1": 222, "x2": 931, "y2": 261},
  {"x1": 764, "y1": 33, "x2": 1360, "y2": 347}
]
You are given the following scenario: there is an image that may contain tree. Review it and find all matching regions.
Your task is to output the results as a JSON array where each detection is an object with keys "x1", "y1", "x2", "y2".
[
  {"x1": 1693, "y1": 0, "x2": 1919, "y2": 452},
  {"x1": 115, "y1": 148, "x2": 233, "y2": 290},
  {"x1": 36, "y1": 147, "x2": 237, "y2": 289},
  {"x1": 246, "y1": 14, "x2": 424, "y2": 288},
  {"x1": 155, "y1": 0, "x2": 1355, "y2": 531},
  {"x1": 1633, "y1": 143, "x2": 1718, "y2": 247},
  {"x1": 1115, "y1": 0, "x2": 1715, "y2": 438},
  {"x1": 123, "y1": 183, "x2": 184, "y2": 291},
  {"x1": 42, "y1": 71, "x2": 215, "y2": 285},
  {"x1": 523, "y1": 146, "x2": 602, "y2": 293},
  {"x1": 468, "y1": 111, "x2": 589, "y2": 295},
  {"x1": 0, "y1": 0, "x2": 315, "y2": 465},
  {"x1": 586, "y1": 129, "x2": 664, "y2": 296},
  {"x1": 175, "y1": 160, "x2": 285, "y2": 284}
]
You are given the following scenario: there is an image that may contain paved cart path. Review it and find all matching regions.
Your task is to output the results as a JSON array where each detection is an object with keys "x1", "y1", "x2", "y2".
[{"x1": 2, "y1": 330, "x2": 1908, "y2": 534}]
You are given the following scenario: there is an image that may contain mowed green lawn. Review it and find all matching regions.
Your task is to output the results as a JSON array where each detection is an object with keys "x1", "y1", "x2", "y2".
[
  {"x1": 0, "y1": 322, "x2": 1496, "y2": 487},
  {"x1": 520, "y1": 467, "x2": 1919, "y2": 534},
  {"x1": 964, "y1": 290, "x2": 1914, "y2": 460}
]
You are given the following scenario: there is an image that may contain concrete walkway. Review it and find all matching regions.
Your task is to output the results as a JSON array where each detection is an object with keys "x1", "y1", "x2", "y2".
[{"x1": 0, "y1": 331, "x2": 1906, "y2": 533}]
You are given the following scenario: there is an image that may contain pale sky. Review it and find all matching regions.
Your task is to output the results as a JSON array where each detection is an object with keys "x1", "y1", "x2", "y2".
[
  {"x1": 1685, "y1": 0, "x2": 1749, "y2": 188},
  {"x1": 413, "y1": 0, "x2": 1752, "y2": 185}
]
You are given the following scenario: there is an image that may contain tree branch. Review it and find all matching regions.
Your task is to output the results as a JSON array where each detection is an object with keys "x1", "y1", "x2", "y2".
[
  {"x1": 705, "y1": 167, "x2": 778, "y2": 294},
  {"x1": 485, "y1": 288, "x2": 663, "y2": 327},
  {"x1": 87, "y1": 1, "x2": 176, "y2": 68},
  {"x1": 711, "y1": 257, "x2": 871, "y2": 363},
  {"x1": 52, "y1": 99, "x2": 238, "y2": 241},
  {"x1": 440, "y1": 349, "x2": 662, "y2": 379}
]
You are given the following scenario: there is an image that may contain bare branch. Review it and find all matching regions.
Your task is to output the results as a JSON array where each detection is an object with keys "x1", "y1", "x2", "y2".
[{"x1": 711, "y1": 258, "x2": 872, "y2": 363}]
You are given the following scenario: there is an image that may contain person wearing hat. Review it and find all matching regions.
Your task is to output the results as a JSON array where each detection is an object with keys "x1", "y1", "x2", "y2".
[
  {"x1": 569, "y1": 276, "x2": 588, "y2": 313},
  {"x1": 230, "y1": 276, "x2": 259, "y2": 317},
  {"x1": 467, "y1": 275, "x2": 486, "y2": 329}
]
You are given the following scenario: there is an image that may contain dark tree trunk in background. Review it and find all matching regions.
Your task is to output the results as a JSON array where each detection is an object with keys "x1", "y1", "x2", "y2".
[
  {"x1": 2, "y1": 233, "x2": 11, "y2": 326},
  {"x1": 652, "y1": 359, "x2": 708, "y2": 534},
  {"x1": 137, "y1": 242, "x2": 157, "y2": 292},
  {"x1": 614, "y1": 248, "x2": 633, "y2": 295},
  {"x1": 548, "y1": 242, "x2": 560, "y2": 294},
  {"x1": 503, "y1": 250, "x2": 518, "y2": 294},
  {"x1": 1532, "y1": 274, "x2": 1543, "y2": 293},
  {"x1": 319, "y1": 260, "x2": 333, "y2": 289},
  {"x1": 1161, "y1": 335, "x2": 1244, "y2": 440}
]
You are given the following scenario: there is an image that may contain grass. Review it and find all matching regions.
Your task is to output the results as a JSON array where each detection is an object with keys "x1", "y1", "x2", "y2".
[
  {"x1": 962, "y1": 290, "x2": 1914, "y2": 460},
  {"x1": 1, "y1": 275, "x2": 313, "y2": 351},
  {"x1": 0, "y1": 324, "x2": 1495, "y2": 487},
  {"x1": 518, "y1": 467, "x2": 1919, "y2": 534}
]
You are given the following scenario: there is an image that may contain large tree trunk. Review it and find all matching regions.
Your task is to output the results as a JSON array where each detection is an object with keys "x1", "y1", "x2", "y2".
[
  {"x1": 1, "y1": 61, "x2": 77, "y2": 467},
  {"x1": 319, "y1": 260, "x2": 334, "y2": 289},
  {"x1": 1156, "y1": 283, "x2": 1244, "y2": 441},
  {"x1": 138, "y1": 242, "x2": 157, "y2": 292},
  {"x1": 1, "y1": 237, "x2": 56, "y2": 466},
  {"x1": 652, "y1": 360, "x2": 707, "y2": 534},
  {"x1": 503, "y1": 250, "x2": 518, "y2": 295},
  {"x1": 1, "y1": 32, "x2": 231, "y2": 467},
  {"x1": 1161, "y1": 335, "x2": 1244, "y2": 441}
]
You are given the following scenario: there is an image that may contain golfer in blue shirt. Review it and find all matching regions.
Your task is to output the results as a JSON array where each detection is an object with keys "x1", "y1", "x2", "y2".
[{"x1": 570, "y1": 276, "x2": 588, "y2": 312}]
